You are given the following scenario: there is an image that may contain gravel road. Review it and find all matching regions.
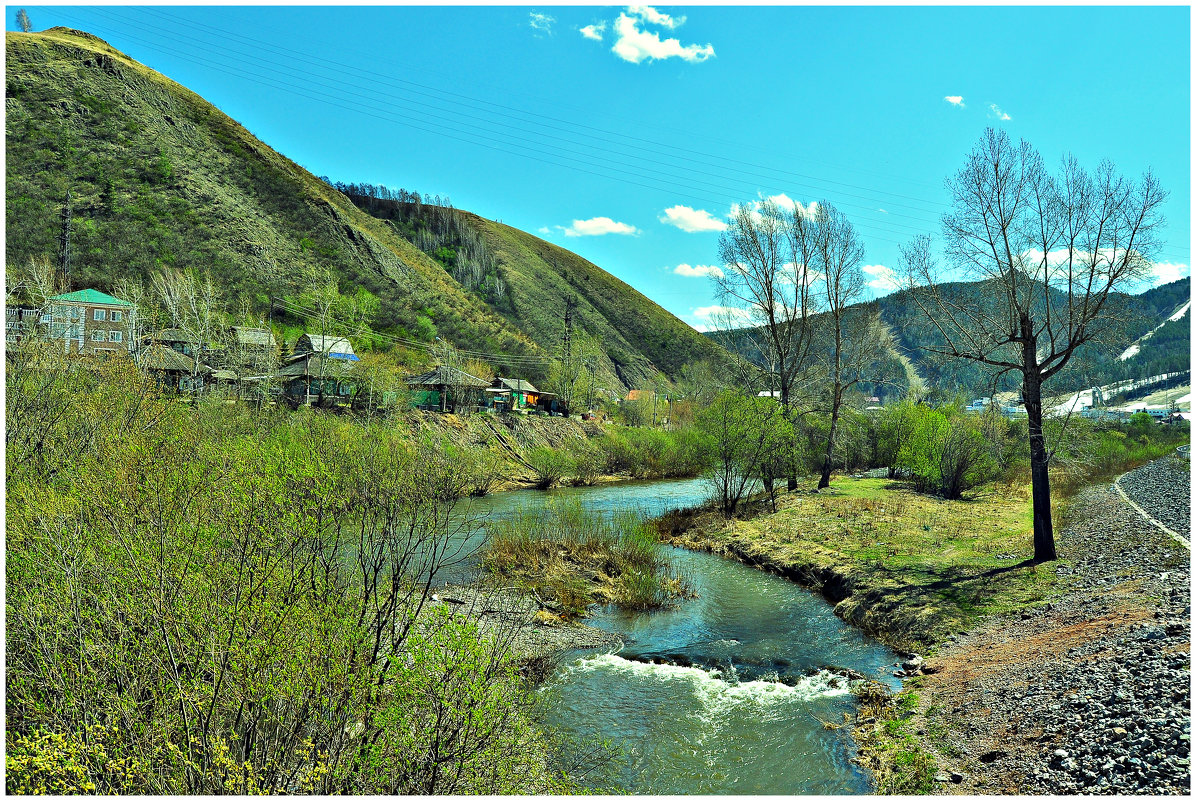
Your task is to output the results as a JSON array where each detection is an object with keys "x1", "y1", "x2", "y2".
[{"x1": 905, "y1": 455, "x2": 1191, "y2": 795}]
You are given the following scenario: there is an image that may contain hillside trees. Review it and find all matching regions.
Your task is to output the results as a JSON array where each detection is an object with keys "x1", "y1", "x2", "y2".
[
  {"x1": 899, "y1": 128, "x2": 1168, "y2": 561},
  {"x1": 15, "y1": 8, "x2": 31, "y2": 32}
]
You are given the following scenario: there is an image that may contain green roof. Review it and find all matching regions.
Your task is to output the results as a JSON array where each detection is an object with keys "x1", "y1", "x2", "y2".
[{"x1": 50, "y1": 288, "x2": 134, "y2": 306}]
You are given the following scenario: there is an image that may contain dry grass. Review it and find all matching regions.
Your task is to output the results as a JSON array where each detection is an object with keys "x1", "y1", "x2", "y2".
[{"x1": 481, "y1": 500, "x2": 692, "y2": 617}]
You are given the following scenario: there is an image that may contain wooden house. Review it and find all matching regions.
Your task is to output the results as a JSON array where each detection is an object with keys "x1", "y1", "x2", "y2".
[
  {"x1": 140, "y1": 343, "x2": 210, "y2": 393},
  {"x1": 279, "y1": 352, "x2": 357, "y2": 407},
  {"x1": 491, "y1": 377, "x2": 540, "y2": 410},
  {"x1": 405, "y1": 365, "x2": 490, "y2": 413},
  {"x1": 293, "y1": 334, "x2": 358, "y2": 362}
]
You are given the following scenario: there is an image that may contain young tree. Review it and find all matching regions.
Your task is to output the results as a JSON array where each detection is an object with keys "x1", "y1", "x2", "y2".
[
  {"x1": 152, "y1": 268, "x2": 219, "y2": 391},
  {"x1": 15, "y1": 8, "x2": 32, "y2": 32},
  {"x1": 715, "y1": 198, "x2": 821, "y2": 489},
  {"x1": 900, "y1": 128, "x2": 1167, "y2": 560}
]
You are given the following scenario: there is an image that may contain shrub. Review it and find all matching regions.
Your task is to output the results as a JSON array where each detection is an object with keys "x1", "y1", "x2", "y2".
[{"x1": 526, "y1": 446, "x2": 573, "y2": 489}]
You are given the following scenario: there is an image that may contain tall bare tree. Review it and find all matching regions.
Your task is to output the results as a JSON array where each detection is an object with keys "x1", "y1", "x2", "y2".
[
  {"x1": 899, "y1": 128, "x2": 1167, "y2": 561},
  {"x1": 716, "y1": 198, "x2": 821, "y2": 489},
  {"x1": 15, "y1": 8, "x2": 32, "y2": 32},
  {"x1": 811, "y1": 202, "x2": 889, "y2": 489}
]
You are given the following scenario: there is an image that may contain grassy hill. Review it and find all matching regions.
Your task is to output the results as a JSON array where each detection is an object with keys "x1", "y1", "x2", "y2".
[{"x1": 5, "y1": 28, "x2": 724, "y2": 388}]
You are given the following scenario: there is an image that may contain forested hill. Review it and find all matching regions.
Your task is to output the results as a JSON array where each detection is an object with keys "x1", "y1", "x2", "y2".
[
  {"x1": 4, "y1": 28, "x2": 725, "y2": 388},
  {"x1": 708, "y1": 276, "x2": 1191, "y2": 397},
  {"x1": 332, "y1": 185, "x2": 729, "y2": 389}
]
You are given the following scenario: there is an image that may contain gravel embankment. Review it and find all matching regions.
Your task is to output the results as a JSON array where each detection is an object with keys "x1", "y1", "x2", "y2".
[
  {"x1": 905, "y1": 458, "x2": 1190, "y2": 795},
  {"x1": 1117, "y1": 452, "x2": 1191, "y2": 539}
]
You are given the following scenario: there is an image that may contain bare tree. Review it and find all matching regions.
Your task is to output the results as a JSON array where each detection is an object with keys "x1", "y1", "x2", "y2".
[
  {"x1": 716, "y1": 198, "x2": 821, "y2": 489},
  {"x1": 810, "y1": 202, "x2": 891, "y2": 488},
  {"x1": 899, "y1": 128, "x2": 1167, "y2": 561},
  {"x1": 152, "y1": 268, "x2": 218, "y2": 392},
  {"x1": 15, "y1": 8, "x2": 32, "y2": 32}
]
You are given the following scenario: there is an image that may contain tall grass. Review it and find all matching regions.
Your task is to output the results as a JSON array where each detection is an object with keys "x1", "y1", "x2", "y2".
[{"x1": 482, "y1": 500, "x2": 690, "y2": 615}]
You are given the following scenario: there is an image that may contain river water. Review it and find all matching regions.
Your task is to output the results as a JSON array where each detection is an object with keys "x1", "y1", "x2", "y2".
[{"x1": 450, "y1": 477, "x2": 900, "y2": 794}]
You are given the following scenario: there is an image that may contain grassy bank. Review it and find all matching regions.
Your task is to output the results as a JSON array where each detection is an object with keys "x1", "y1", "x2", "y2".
[
  {"x1": 481, "y1": 501, "x2": 691, "y2": 618},
  {"x1": 658, "y1": 475, "x2": 1049, "y2": 652}
]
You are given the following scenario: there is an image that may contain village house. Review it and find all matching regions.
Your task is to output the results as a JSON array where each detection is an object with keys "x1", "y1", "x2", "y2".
[
  {"x1": 491, "y1": 376, "x2": 540, "y2": 410},
  {"x1": 293, "y1": 333, "x2": 358, "y2": 361},
  {"x1": 139, "y1": 343, "x2": 210, "y2": 393},
  {"x1": 40, "y1": 289, "x2": 135, "y2": 355},
  {"x1": 147, "y1": 328, "x2": 203, "y2": 357},
  {"x1": 279, "y1": 352, "x2": 357, "y2": 407},
  {"x1": 5, "y1": 305, "x2": 41, "y2": 349},
  {"x1": 405, "y1": 365, "x2": 490, "y2": 413}
]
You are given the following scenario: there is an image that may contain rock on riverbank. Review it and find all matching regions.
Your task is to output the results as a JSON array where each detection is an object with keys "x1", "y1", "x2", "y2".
[{"x1": 427, "y1": 584, "x2": 622, "y2": 680}]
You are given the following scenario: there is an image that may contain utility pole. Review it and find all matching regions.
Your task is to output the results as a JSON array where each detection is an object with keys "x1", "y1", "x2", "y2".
[{"x1": 58, "y1": 190, "x2": 72, "y2": 286}]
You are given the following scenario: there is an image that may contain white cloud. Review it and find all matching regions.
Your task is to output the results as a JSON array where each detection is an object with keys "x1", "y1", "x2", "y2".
[
  {"x1": 660, "y1": 204, "x2": 727, "y2": 232},
  {"x1": 579, "y1": 22, "x2": 606, "y2": 41},
  {"x1": 878, "y1": 208, "x2": 888, "y2": 214},
  {"x1": 537, "y1": 226, "x2": 552, "y2": 235},
  {"x1": 1149, "y1": 261, "x2": 1191, "y2": 286},
  {"x1": 692, "y1": 305, "x2": 753, "y2": 326},
  {"x1": 988, "y1": 103, "x2": 1012, "y2": 121},
  {"x1": 863, "y1": 263, "x2": 900, "y2": 293},
  {"x1": 944, "y1": 95, "x2": 965, "y2": 108},
  {"x1": 673, "y1": 263, "x2": 724, "y2": 279},
  {"x1": 628, "y1": 6, "x2": 685, "y2": 29},
  {"x1": 727, "y1": 193, "x2": 820, "y2": 225},
  {"x1": 561, "y1": 216, "x2": 640, "y2": 237},
  {"x1": 529, "y1": 12, "x2": 555, "y2": 35},
  {"x1": 611, "y1": 11, "x2": 714, "y2": 64}
]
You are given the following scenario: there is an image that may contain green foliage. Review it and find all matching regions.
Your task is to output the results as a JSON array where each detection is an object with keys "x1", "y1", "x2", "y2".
[
  {"x1": 592, "y1": 425, "x2": 711, "y2": 480},
  {"x1": 5, "y1": 348, "x2": 576, "y2": 794},
  {"x1": 892, "y1": 404, "x2": 998, "y2": 499},
  {"x1": 526, "y1": 446, "x2": 574, "y2": 489},
  {"x1": 696, "y1": 391, "x2": 781, "y2": 516}
]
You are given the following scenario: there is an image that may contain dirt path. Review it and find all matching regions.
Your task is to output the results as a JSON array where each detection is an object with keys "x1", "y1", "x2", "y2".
[{"x1": 900, "y1": 459, "x2": 1190, "y2": 794}]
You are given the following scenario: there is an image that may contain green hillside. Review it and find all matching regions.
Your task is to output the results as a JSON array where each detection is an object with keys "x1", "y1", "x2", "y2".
[
  {"x1": 5, "y1": 28, "x2": 724, "y2": 388},
  {"x1": 330, "y1": 185, "x2": 729, "y2": 389}
]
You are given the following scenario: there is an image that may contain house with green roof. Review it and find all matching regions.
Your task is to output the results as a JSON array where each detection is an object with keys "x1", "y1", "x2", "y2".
[{"x1": 45, "y1": 288, "x2": 136, "y2": 356}]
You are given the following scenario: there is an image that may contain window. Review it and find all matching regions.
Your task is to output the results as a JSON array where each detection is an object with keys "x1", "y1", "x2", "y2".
[
  {"x1": 108, "y1": 330, "x2": 123, "y2": 343},
  {"x1": 111, "y1": 310, "x2": 123, "y2": 322},
  {"x1": 92, "y1": 331, "x2": 106, "y2": 342},
  {"x1": 93, "y1": 308, "x2": 108, "y2": 321}
]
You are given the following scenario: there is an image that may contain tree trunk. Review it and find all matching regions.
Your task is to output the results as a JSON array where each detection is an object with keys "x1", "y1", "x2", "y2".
[
  {"x1": 1023, "y1": 365, "x2": 1057, "y2": 561},
  {"x1": 819, "y1": 387, "x2": 842, "y2": 489}
]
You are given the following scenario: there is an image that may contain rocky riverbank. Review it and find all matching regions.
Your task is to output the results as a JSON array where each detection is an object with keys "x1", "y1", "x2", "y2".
[
  {"x1": 885, "y1": 456, "x2": 1190, "y2": 794},
  {"x1": 426, "y1": 584, "x2": 622, "y2": 681}
]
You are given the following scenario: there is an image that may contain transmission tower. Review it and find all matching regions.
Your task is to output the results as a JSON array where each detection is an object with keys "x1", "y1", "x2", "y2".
[{"x1": 58, "y1": 190, "x2": 72, "y2": 284}]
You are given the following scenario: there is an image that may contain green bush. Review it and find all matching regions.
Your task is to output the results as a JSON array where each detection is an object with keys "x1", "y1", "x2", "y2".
[
  {"x1": 5, "y1": 349, "x2": 575, "y2": 794},
  {"x1": 526, "y1": 446, "x2": 573, "y2": 489}
]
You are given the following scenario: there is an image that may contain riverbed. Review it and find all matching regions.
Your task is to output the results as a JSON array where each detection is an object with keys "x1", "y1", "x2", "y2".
[{"x1": 452, "y1": 477, "x2": 901, "y2": 793}]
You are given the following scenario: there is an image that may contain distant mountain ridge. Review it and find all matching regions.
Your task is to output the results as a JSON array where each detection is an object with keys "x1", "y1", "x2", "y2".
[
  {"x1": 4, "y1": 28, "x2": 726, "y2": 389},
  {"x1": 707, "y1": 276, "x2": 1191, "y2": 397}
]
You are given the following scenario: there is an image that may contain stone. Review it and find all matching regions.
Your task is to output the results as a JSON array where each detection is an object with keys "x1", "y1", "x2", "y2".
[{"x1": 950, "y1": 771, "x2": 965, "y2": 784}]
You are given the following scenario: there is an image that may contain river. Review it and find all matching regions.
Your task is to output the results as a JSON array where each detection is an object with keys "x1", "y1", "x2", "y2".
[{"x1": 450, "y1": 477, "x2": 900, "y2": 793}]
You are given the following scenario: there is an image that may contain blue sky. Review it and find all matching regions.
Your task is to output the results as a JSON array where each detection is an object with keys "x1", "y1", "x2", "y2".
[{"x1": 9, "y1": 4, "x2": 1191, "y2": 331}]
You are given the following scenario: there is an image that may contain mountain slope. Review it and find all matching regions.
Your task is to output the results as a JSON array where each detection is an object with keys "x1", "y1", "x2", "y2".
[
  {"x1": 5, "y1": 28, "x2": 723, "y2": 387},
  {"x1": 708, "y1": 277, "x2": 1190, "y2": 397}
]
